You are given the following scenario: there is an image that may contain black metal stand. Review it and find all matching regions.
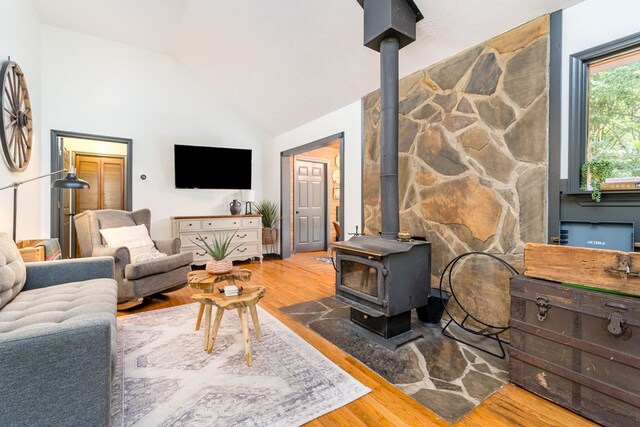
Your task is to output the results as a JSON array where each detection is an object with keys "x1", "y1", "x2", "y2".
[
  {"x1": 0, "y1": 169, "x2": 67, "y2": 241},
  {"x1": 438, "y1": 252, "x2": 519, "y2": 359}
]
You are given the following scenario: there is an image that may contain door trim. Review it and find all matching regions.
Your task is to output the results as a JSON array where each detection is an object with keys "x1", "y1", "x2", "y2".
[
  {"x1": 293, "y1": 157, "x2": 328, "y2": 253},
  {"x1": 280, "y1": 132, "x2": 344, "y2": 259},
  {"x1": 50, "y1": 130, "x2": 133, "y2": 251}
]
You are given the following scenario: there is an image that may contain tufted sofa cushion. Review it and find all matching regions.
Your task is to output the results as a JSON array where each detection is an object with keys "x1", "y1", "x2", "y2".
[
  {"x1": 0, "y1": 278, "x2": 118, "y2": 361},
  {"x1": 0, "y1": 232, "x2": 26, "y2": 310}
]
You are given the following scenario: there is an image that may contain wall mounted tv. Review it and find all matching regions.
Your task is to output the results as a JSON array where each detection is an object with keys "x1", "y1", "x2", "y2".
[{"x1": 174, "y1": 144, "x2": 252, "y2": 190}]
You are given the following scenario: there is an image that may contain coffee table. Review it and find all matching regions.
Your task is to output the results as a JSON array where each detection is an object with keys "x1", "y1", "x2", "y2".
[
  {"x1": 188, "y1": 268, "x2": 252, "y2": 331},
  {"x1": 192, "y1": 285, "x2": 266, "y2": 366}
]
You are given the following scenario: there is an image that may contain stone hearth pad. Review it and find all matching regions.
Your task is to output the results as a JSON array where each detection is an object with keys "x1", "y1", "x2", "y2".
[{"x1": 281, "y1": 297, "x2": 508, "y2": 424}]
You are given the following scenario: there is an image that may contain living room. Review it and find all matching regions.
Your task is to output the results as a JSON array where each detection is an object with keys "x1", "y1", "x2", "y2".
[{"x1": 1, "y1": 0, "x2": 639, "y2": 426}]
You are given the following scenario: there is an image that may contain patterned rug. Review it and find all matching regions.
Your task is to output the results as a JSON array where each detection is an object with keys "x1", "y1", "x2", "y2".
[
  {"x1": 281, "y1": 297, "x2": 509, "y2": 424},
  {"x1": 111, "y1": 303, "x2": 369, "y2": 426}
]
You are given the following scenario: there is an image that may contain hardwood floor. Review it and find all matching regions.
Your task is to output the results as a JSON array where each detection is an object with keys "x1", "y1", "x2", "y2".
[{"x1": 120, "y1": 252, "x2": 597, "y2": 427}]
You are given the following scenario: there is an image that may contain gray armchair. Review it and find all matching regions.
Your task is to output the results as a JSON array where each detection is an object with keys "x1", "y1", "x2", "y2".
[{"x1": 74, "y1": 208, "x2": 193, "y2": 304}]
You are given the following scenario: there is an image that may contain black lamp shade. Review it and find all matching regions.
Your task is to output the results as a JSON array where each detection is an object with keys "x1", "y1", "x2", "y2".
[{"x1": 51, "y1": 172, "x2": 90, "y2": 189}]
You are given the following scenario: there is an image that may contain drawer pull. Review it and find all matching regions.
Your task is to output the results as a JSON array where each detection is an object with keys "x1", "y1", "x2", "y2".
[
  {"x1": 536, "y1": 296, "x2": 550, "y2": 322},
  {"x1": 237, "y1": 234, "x2": 247, "y2": 238},
  {"x1": 237, "y1": 247, "x2": 247, "y2": 253},
  {"x1": 196, "y1": 251, "x2": 206, "y2": 256}
]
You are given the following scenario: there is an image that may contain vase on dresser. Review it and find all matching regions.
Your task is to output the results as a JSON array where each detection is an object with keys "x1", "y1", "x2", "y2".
[{"x1": 229, "y1": 200, "x2": 242, "y2": 215}]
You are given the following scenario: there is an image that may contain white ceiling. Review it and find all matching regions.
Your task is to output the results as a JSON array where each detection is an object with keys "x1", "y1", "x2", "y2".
[{"x1": 32, "y1": 0, "x2": 583, "y2": 136}]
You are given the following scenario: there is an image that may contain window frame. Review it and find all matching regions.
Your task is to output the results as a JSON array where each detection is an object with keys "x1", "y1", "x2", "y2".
[{"x1": 568, "y1": 31, "x2": 640, "y2": 194}]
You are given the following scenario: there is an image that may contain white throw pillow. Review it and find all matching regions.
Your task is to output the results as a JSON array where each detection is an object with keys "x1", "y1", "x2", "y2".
[{"x1": 99, "y1": 224, "x2": 167, "y2": 264}]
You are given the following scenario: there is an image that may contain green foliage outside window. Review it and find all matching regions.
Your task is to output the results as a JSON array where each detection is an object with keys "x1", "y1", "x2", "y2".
[{"x1": 587, "y1": 58, "x2": 640, "y2": 178}]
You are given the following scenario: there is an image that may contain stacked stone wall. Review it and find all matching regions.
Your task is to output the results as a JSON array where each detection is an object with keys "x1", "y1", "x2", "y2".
[{"x1": 362, "y1": 16, "x2": 550, "y2": 329}]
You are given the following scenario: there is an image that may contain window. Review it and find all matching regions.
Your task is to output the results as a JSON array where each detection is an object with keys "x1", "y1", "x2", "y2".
[{"x1": 569, "y1": 32, "x2": 640, "y2": 192}]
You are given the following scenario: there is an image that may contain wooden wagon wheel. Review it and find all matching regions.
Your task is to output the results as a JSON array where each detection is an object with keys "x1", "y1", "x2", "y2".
[{"x1": 0, "y1": 61, "x2": 33, "y2": 172}]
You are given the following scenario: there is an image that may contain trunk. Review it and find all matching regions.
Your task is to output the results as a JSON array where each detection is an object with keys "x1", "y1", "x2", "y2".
[{"x1": 510, "y1": 275, "x2": 640, "y2": 427}]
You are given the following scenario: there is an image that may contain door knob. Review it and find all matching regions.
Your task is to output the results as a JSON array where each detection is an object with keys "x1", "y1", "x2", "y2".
[{"x1": 296, "y1": 211, "x2": 300, "y2": 214}]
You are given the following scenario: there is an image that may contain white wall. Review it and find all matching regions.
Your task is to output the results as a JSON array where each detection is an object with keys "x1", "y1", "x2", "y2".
[
  {"x1": 0, "y1": 0, "x2": 42, "y2": 240},
  {"x1": 41, "y1": 26, "x2": 270, "y2": 239},
  {"x1": 64, "y1": 137, "x2": 128, "y2": 157},
  {"x1": 270, "y1": 100, "x2": 362, "y2": 240},
  {"x1": 560, "y1": 0, "x2": 640, "y2": 178}
]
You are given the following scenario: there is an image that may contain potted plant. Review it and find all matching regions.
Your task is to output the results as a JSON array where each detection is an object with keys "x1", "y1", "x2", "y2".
[
  {"x1": 580, "y1": 158, "x2": 614, "y2": 202},
  {"x1": 191, "y1": 230, "x2": 243, "y2": 274},
  {"x1": 253, "y1": 200, "x2": 280, "y2": 246}
]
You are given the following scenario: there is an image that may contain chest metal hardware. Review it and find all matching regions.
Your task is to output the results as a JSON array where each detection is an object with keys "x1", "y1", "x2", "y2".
[
  {"x1": 604, "y1": 255, "x2": 640, "y2": 286},
  {"x1": 606, "y1": 311, "x2": 627, "y2": 336},
  {"x1": 536, "y1": 296, "x2": 550, "y2": 321}
]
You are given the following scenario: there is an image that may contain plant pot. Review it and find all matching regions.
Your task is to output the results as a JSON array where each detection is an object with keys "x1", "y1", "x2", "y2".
[
  {"x1": 416, "y1": 289, "x2": 451, "y2": 328},
  {"x1": 206, "y1": 259, "x2": 233, "y2": 274},
  {"x1": 262, "y1": 228, "x2": 277, "y2": 245}
]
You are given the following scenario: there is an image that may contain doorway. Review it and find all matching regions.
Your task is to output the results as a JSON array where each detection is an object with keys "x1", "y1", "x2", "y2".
[
  {"x1": 293, "y1": 158, "x2": 327, "y2": 252},
  {"x1": 50, "y1": 130, "x2": 132, "y2": 258},
  {"x1": 280, "y1": 132, "x2": 344, "y2": 258}
]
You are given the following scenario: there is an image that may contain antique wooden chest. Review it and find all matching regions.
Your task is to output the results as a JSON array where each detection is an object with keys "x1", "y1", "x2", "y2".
[{"x1": 510, "y1": 275, "x2": 640, "y2": 427}]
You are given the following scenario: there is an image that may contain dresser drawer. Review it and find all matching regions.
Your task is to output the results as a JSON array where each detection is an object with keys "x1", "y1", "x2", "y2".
[
  {"x1": 179, "y1": 232, "x2": 210, "y2": 249},
  {"x1": 209, "y1": 218, "x2": 242, "y2": 229},
  {"x1": 229, "y1": 229, "x2": 258, "y2": 243},
  {"x1": 179, "y1": 220, "x2": 201, "y2": 231},
  {"x1": 182, "y1": 248, "x2": 209, "y2": 264},
  {"x1": 242, "y1": 217, "x2": 260, "y2": 228},
  {"x1": 229, "y1": 243, "x2": 258, "y2": 259}
]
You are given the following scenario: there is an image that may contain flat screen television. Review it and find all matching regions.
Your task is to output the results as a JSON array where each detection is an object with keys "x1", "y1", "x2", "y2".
[{"x1": 174, "y1": 144, "x2": 252, "y2": 189}]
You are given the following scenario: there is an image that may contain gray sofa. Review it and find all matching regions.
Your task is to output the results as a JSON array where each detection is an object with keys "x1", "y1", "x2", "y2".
[
  {"x1": 0, "y1": 232, "x2": 117, "y2": 427},
  {"x1": 74, "y1": 208, "x2": 193, "y2": 304}
]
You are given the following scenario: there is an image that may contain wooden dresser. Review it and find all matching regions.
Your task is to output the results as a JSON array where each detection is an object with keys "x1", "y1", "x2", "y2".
[{"x1": 171, "y1": 215, "x2": 262, "y2": 265}]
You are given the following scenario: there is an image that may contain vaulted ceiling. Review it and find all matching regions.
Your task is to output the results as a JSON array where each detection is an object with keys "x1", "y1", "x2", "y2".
[{"x1": 32, "y1": 0, "x2": 583, "y2": 136}]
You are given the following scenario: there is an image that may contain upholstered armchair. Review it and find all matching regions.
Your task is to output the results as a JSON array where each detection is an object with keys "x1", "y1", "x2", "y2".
[{"x1": 74, "y1": 209, "x2": 193, "y2": 305}]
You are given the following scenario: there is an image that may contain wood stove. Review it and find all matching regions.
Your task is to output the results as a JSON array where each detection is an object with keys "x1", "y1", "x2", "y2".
[
  {"x1": 332, "y1": 236, "x2": 430, "y2": 349},
  {"x1": 336, "y1": 0, "x2": 428, "y2": 350}
]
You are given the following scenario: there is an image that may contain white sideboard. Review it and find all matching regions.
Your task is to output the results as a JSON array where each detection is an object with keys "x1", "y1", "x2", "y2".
[{"x1": 171, "y1": 215, "x2": 263, "y2": 265}]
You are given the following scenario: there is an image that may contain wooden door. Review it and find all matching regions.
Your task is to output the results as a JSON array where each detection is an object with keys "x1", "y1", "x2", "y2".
[
  {"x1": 294, "y1": 159, "x2": 326, "y2": 252},
  {"x1": 75, "y1": 154, "x2": 125, "y2": 213}
]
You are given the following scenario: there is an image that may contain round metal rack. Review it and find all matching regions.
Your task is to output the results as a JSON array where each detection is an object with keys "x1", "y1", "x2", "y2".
[{"x1": 438, "y1": 252, "x2": 519, "y2": 359}]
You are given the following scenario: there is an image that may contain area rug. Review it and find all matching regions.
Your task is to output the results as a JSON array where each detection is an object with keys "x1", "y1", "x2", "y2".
[
  {"x1": 314, "y1": 256, "x2": 333, "y2": 263},
  {"x1": 111, "y1": 303, "x2": 370, "y2": 426},
  {"x1": 281, "y1": 297, "x2": 509, "y2": 424}
]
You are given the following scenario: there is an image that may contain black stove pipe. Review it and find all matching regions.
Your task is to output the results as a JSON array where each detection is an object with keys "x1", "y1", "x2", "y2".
[{"x1": 379, "y1": 37, "x2": 400, "y2": 240}]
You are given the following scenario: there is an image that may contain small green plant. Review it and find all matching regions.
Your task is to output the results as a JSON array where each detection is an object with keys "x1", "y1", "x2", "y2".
[
  {"x1": 580, "y1": 159, "x2": 614, "y2": 202},
  {"x1": 253, "y1": 200, "x2": 281, "y2": 229},
  {"x1": 191, "y1": 229, "x2": 243, "y2": 261}
]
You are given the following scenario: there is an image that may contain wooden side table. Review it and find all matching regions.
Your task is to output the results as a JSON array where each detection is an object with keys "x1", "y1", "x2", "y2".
[
  {"x1": 192, "y1": 285, "x2": 266, "y2": 367},
  {"x1": 188, "y1": 268, "x2": 252, "y2": 331}
]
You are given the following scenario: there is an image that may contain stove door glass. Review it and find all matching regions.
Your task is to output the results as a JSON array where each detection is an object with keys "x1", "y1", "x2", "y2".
[{"x1": 337, "y1": 254, "x2": 385, "y2": 305}]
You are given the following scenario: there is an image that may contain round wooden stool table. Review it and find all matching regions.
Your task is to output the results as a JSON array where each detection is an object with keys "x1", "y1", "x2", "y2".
[
  {"x1": 191, "y1": 285, "x2": 265, "y2": 367},
  {"x1": 188, "y1": 268, "x2": 252, "y2": 331}
]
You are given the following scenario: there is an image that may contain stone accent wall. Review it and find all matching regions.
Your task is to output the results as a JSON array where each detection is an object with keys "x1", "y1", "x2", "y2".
[{"x1": 362, "y1": 16, "x2": 550, "y2": 329}]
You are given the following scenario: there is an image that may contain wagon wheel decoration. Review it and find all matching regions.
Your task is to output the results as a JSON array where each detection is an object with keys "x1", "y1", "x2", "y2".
[{"x1": 0, "y1": 61, "x2": 32, "y2": 172}]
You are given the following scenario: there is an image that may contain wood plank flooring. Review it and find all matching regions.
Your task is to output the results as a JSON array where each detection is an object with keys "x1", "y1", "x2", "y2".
[{"x1": 119, "y1": 252, "x2": 598, "y2": 427}]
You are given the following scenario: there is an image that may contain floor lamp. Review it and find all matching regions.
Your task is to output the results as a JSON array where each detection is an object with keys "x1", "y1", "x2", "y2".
[
  {"x1": 51, "y1": 167, "x2": 90, "y2": 258},
  {"x1": 0, "y1": 169, "x2": 69, "y2": 241}
]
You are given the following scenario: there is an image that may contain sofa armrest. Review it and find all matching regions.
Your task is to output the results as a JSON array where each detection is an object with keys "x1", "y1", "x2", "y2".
[
  {"x1": 0, "y1": 319, "x2": 112, "y2": 426},
  {"x1": 93, "y1": 245, "x2": 131, "y2": 265},
  {"x1": 154, "y1": 238, "x2": 181, "y2": 255},
  {"x1": 24, "y1": 257, "x2": 115, "y2": 291}
]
